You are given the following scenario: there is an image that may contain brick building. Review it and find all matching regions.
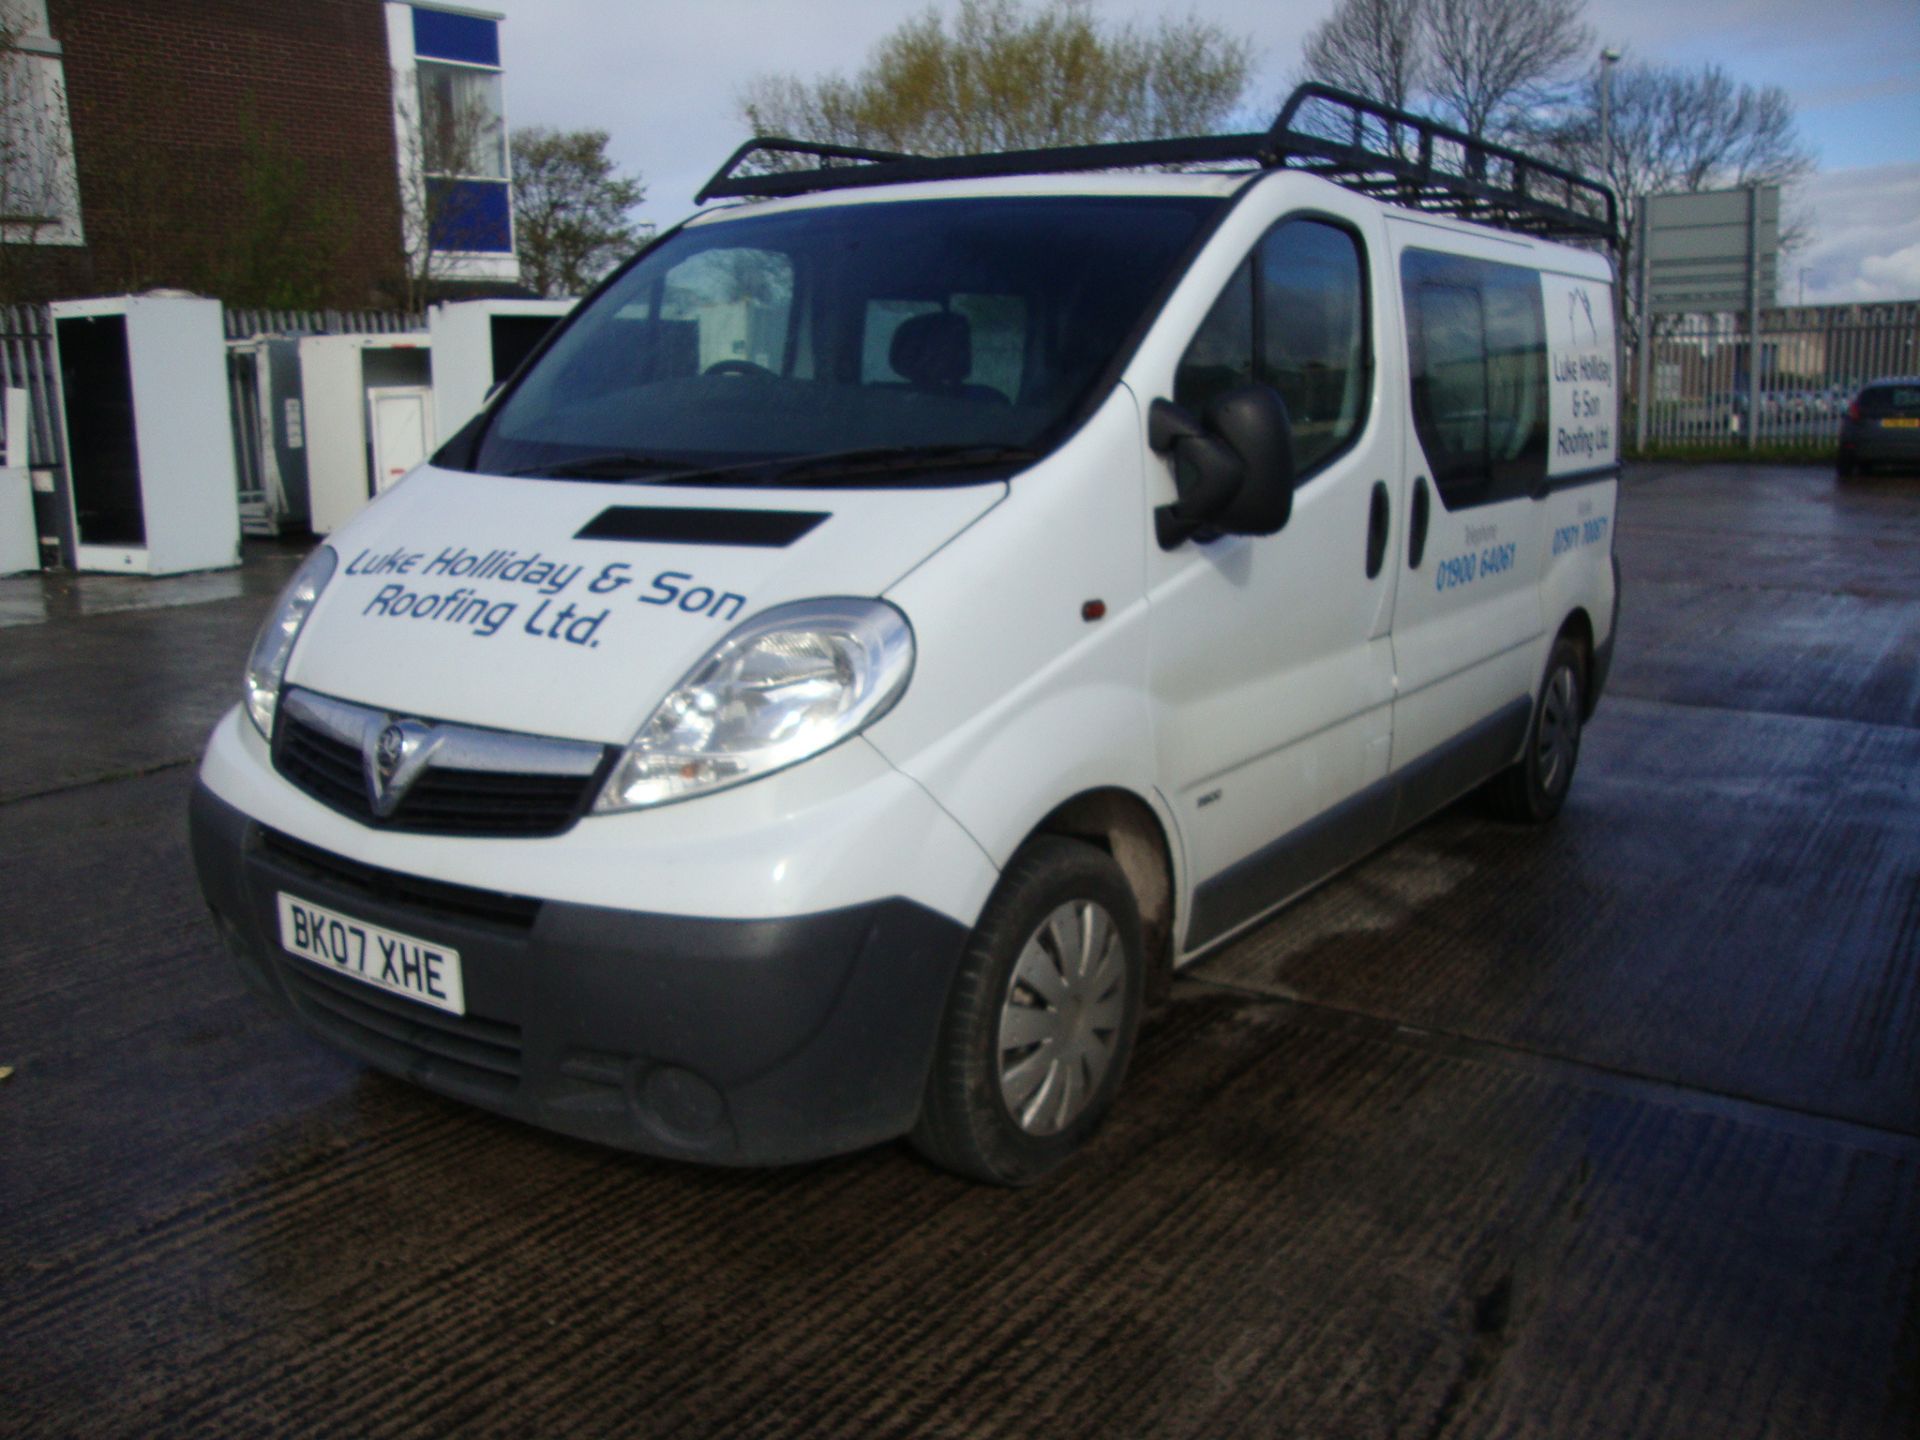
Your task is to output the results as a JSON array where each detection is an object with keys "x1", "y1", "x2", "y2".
[{"x1": 2, "y1": 0, "x2": 520, "y2": 307}]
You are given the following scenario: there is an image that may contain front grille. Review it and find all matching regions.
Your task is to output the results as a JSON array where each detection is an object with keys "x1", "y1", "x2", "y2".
[
  {"x1": 279, "y1": 955, "x2": 523, "y2": 1097},
  {"x1": 397, "y1": 766, "x2": 602, "y2": 836},
  {"x1": 272, "y1": 690, "x2": 609, "y2": 839},
  {"x1": 261, "y1": 828, "x2": 543, "y2": 931}
]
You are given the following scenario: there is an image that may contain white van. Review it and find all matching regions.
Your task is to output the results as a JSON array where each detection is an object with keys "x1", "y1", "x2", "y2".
[{"x1": 191, "y1": 88, "x2": 1621, "y2": 1184}]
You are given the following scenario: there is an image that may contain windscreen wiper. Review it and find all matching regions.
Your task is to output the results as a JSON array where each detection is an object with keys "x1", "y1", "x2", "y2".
[
  {"x1": 507, "y1": 452, "x2": 706, "y2": 480},
  {"x1": 748, "y1": 443, "x2": 1042, "y2": 485},
  {"x1": 509, "y1": 443, "x2": 1040, "y2": 487}
]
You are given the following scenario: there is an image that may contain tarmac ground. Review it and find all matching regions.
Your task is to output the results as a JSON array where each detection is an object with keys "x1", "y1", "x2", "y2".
[{"x1": 2, "y1": 463, "x2": 1916, "y2": 1438}]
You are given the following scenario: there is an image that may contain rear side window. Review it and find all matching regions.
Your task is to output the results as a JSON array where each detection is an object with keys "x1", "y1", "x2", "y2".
[
  {"x1": 1403, "y1": 249, "x2": 1548, "y2": 508},
  {"x1": 861, "y1": 292, "x2": 1026, "y2": 401},
  {"x1": 1175, "y1": 217, "x2": 1370, "y2": 482},
  {"x1": 1860, "y1": 385, "x2": 1920, "y2": 414}
]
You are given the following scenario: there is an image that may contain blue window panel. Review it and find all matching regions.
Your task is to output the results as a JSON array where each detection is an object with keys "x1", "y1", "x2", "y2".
[
  {"x1": 412, "y1": 8, "x2": 500, "y2": 67},
  {"x1": 428, "y1": 179, "x2": 513, "y2": 254}
]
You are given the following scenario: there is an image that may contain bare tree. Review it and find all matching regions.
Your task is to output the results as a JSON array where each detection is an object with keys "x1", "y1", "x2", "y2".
[
  {"x1": 741, "y1": 0, "x2": 1250, "y2": 157},
  {"x1": 1425, "y1": 0, "x2": 1590, "y2": 139},
  {"x1": 1527, "y1": 58, "x2": 1814, "y2": 341},
  {"x1": 1300, "y1": 0, "x2": 1427, "y2": 114}
]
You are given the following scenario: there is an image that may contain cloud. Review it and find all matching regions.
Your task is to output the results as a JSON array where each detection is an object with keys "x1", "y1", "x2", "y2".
[
  {"x1": 1860, "y1": 243, "x2": 1920, "y2": 295},
  {"x1": 490, "y1": 0, "x2": 1920, "y2": 248},
  {"x1": 1793, "y1": 163, "x2": 1920, "y2": 303}
]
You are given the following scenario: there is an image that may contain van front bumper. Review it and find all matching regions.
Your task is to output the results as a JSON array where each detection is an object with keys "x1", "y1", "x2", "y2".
[{"x1": 190, "y1": 782, "x2": 971, "y2": 1165}]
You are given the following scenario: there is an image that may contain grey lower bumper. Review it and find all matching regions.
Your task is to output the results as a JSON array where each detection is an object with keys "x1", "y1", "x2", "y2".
[{"x1": 189, "y1": 782, "x2": 971, "y2": 1165}]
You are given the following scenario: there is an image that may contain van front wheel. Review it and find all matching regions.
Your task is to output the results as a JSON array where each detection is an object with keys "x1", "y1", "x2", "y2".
[
  {"x1": 1486, "y1": 636, "x2": 1584, "y2": 823},
  {"x1": 912, "y1": 837, "x2": 1145, "y2": 1186}
]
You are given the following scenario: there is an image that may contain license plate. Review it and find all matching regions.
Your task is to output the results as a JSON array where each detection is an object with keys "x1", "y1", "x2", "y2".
[
  {"x1": 1882, "y1": 418, "x2": 1919, "y2": 428},
  {"x1": 276, "y1": 892, "x2": 466, "y2": 1015}
]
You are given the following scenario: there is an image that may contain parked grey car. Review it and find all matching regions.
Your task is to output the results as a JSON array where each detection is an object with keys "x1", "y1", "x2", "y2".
[{"x1": 1837, "y1": 378, "x2": 1920, "y2": 476}]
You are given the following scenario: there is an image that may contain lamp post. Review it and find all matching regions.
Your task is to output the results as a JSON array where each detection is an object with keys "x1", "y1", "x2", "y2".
[
  {"x1": 1599, "y1": 47, "x2": 1622, "y2": 181},
  {"x1": 1600, "y1": 47, "x2": 1625, "y2": 444}
]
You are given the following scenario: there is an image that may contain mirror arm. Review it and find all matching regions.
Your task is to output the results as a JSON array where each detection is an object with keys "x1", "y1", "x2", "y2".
[{"x1": 1149, "y1": 397, "x2": 1203, "y2": 454}]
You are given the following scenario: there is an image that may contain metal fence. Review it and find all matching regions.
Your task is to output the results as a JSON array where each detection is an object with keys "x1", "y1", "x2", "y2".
[
  {"x1": 0, "y1": 302, "x2": 422, "y2": 463},
  {"x1": 6, "y1": 289, "x2": 1917, "y2": 560},
  {"x1": 0, "y1": 303, "x2": 65, "y2": 472},
  {"x1": 223, "y1": 309, "x2": 420, "y2": 533},
  {"x1": 223, "y1": 307, "x2": 421, "y2": 340},
  {"x1": 1635, "y1": 301, "x2": 1920, "y2": 451},
  {"x1": 0, "y1": 303, "x2": 423, "y2": 554}
]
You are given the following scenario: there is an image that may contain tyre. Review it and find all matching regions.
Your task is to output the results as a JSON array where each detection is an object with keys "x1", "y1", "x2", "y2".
[
  {"x1": 912, "y1": 836, "x2": 1145, "y2": 1186},
  {"x1": 1485, "y1": 634, "x2": 1585, "y2": 823},
  {"x1": 1836, "y1": 453, "x2": 1856, "y2": 479}
]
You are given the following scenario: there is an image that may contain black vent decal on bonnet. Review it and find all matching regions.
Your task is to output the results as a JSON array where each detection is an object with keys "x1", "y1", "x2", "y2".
[{"x1": 574, "y1": 508, "x2": 829, "y2": 548}]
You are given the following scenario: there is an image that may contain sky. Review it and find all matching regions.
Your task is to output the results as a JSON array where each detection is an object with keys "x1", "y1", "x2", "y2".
[{"x1": 490, "y1": 0, "x2": 1920, "y2": 305}]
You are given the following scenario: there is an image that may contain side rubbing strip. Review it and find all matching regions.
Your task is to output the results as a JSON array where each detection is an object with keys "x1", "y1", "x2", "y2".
[{"x1": 575, "y1": 507, "x2": 829, "y2": 548}]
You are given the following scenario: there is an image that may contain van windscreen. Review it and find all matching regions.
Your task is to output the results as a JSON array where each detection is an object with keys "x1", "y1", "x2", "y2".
[{"x1": 469, "y1": 196, "x2": 1221, "y2": 485}]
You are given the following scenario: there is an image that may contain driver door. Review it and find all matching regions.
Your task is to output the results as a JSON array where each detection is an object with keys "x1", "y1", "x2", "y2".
[{"x1": 1145, "y1": 193, "x2": 1402, "y2": 951}]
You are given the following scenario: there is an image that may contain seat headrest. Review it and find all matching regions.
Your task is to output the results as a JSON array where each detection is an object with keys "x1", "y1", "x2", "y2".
[{"x1": 890, "y1": 310, "x2": 972, "y2": 389}]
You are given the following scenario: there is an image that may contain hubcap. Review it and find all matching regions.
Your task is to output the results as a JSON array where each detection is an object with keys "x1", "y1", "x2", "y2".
[
  {"x1": 1536, "y1": 664, "x2": 1580, "y2": 795},
  {"x1": 996, "y1": 899, "x2": 1128, "y2": 1136}
]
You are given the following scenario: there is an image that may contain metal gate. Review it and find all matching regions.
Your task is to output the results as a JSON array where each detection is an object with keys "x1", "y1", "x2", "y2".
[
  {"x1": 226, "y1": 346, "x2": 273, "y2": 533},
  {"x1": 1636, "y1": 302, "x2": 1920, "y2": 452}
]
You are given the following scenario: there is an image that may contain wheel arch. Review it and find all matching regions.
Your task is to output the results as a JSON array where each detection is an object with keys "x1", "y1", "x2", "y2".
[
  {"x1": 1556, "y1": 606, "x2": 1598, "y2": 718},
  {"x1": 1028, "y1": 787, "x2": 1178, "y2": 1002}
]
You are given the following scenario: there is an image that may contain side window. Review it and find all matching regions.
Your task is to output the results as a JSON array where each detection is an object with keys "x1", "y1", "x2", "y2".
[
  {"x1": 1174, "y1": 259, "x2": 1253, "y2": 414},
  {"x1": 1258, "y1": 220, "x2": 1369, "y2": 474},
  {"x1": 1483, "y1": 269, "x2": 1548, "y2": 487},
  {"x1": 1173, "y1": 218, "x2": 1372, "y2": 482},
  {"x1": 1412, "y1": 282, "x2": 1489, "y2": 494},
  {"x1": 1403, "y1": 249, "x2": 1547, "y2": 508}
]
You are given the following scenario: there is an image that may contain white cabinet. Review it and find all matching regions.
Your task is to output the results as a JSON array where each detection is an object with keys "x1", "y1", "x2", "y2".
[
  {"x1": 428, "y1": 298, "x2": 573, "y2": 441},
  {"x1": 298, "y1": 333, "x2": 433, "y2": 535},
  {"x1": 51, "y1": 296, "x2": 240, "y2": 575},
  {"x1": 0, "y1": 388, "x2": 35, "y2": 574}
]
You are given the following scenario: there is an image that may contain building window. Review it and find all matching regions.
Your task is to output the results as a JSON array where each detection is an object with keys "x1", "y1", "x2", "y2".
[
  {"x1": 390, "y1": 2, "x2": 514, "y2": 266},
  {"x1": 416, "y1": 61, "x2": 505, "y2": 180}
]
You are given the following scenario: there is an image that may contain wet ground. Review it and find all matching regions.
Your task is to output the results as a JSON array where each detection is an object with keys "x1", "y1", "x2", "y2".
[{"x1": 3, "y1": 465, "x2": 1916, "y2": 1438}]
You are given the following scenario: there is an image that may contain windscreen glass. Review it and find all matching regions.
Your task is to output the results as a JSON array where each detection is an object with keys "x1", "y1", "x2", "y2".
[{"x1": 471, "y1": 196, "x2": 1219, "y2": 484}]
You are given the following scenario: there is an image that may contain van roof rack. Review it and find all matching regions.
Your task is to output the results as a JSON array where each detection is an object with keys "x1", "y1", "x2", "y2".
[{"x1": 696, "y1": 82, "x2": 1617, "y2": 247}]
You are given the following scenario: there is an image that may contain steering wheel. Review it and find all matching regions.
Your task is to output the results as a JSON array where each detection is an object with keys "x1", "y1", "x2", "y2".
[{"x1": 704, "y1": 360, "x2": 777, "y2": 380}]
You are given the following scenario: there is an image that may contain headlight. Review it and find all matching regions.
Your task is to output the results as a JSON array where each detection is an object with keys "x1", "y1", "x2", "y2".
[
  {"x1": 243, "y1": 545, "x2": 337, "y2": 737},
  {"x1": 594, "y1": 598, "x2": 914, "y2": 812}
]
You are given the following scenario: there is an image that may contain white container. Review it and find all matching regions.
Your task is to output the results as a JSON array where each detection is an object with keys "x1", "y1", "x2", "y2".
[
  {"x1": 298, "y1": 333, "x2": 432, "y2": 535},
  {"x1": 0, "y1": 387, "x2": 37, "y2": 574},
  {"x1": 50, "y1": 295, "x2": 240, "y2": 575},
  {"x1": 428, "y1": 298, "x2": 574, "y2": 441}
]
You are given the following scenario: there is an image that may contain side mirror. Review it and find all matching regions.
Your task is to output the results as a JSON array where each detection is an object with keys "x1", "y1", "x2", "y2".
[
  {"x1": 1149, "y1": 399, "x2": 1243, "y2": 547},
  {"x1": 1149, "y1": 384, "x2": 1295, "y2": 549}
]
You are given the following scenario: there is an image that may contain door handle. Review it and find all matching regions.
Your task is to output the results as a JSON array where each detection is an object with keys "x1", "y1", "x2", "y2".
[
  {"x1": 1366, "y1": 481, "x2": 1389, "y2": 579},
  {"x1": 1409, "y1": 476, "x2": 1431, "y2": 570}
]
